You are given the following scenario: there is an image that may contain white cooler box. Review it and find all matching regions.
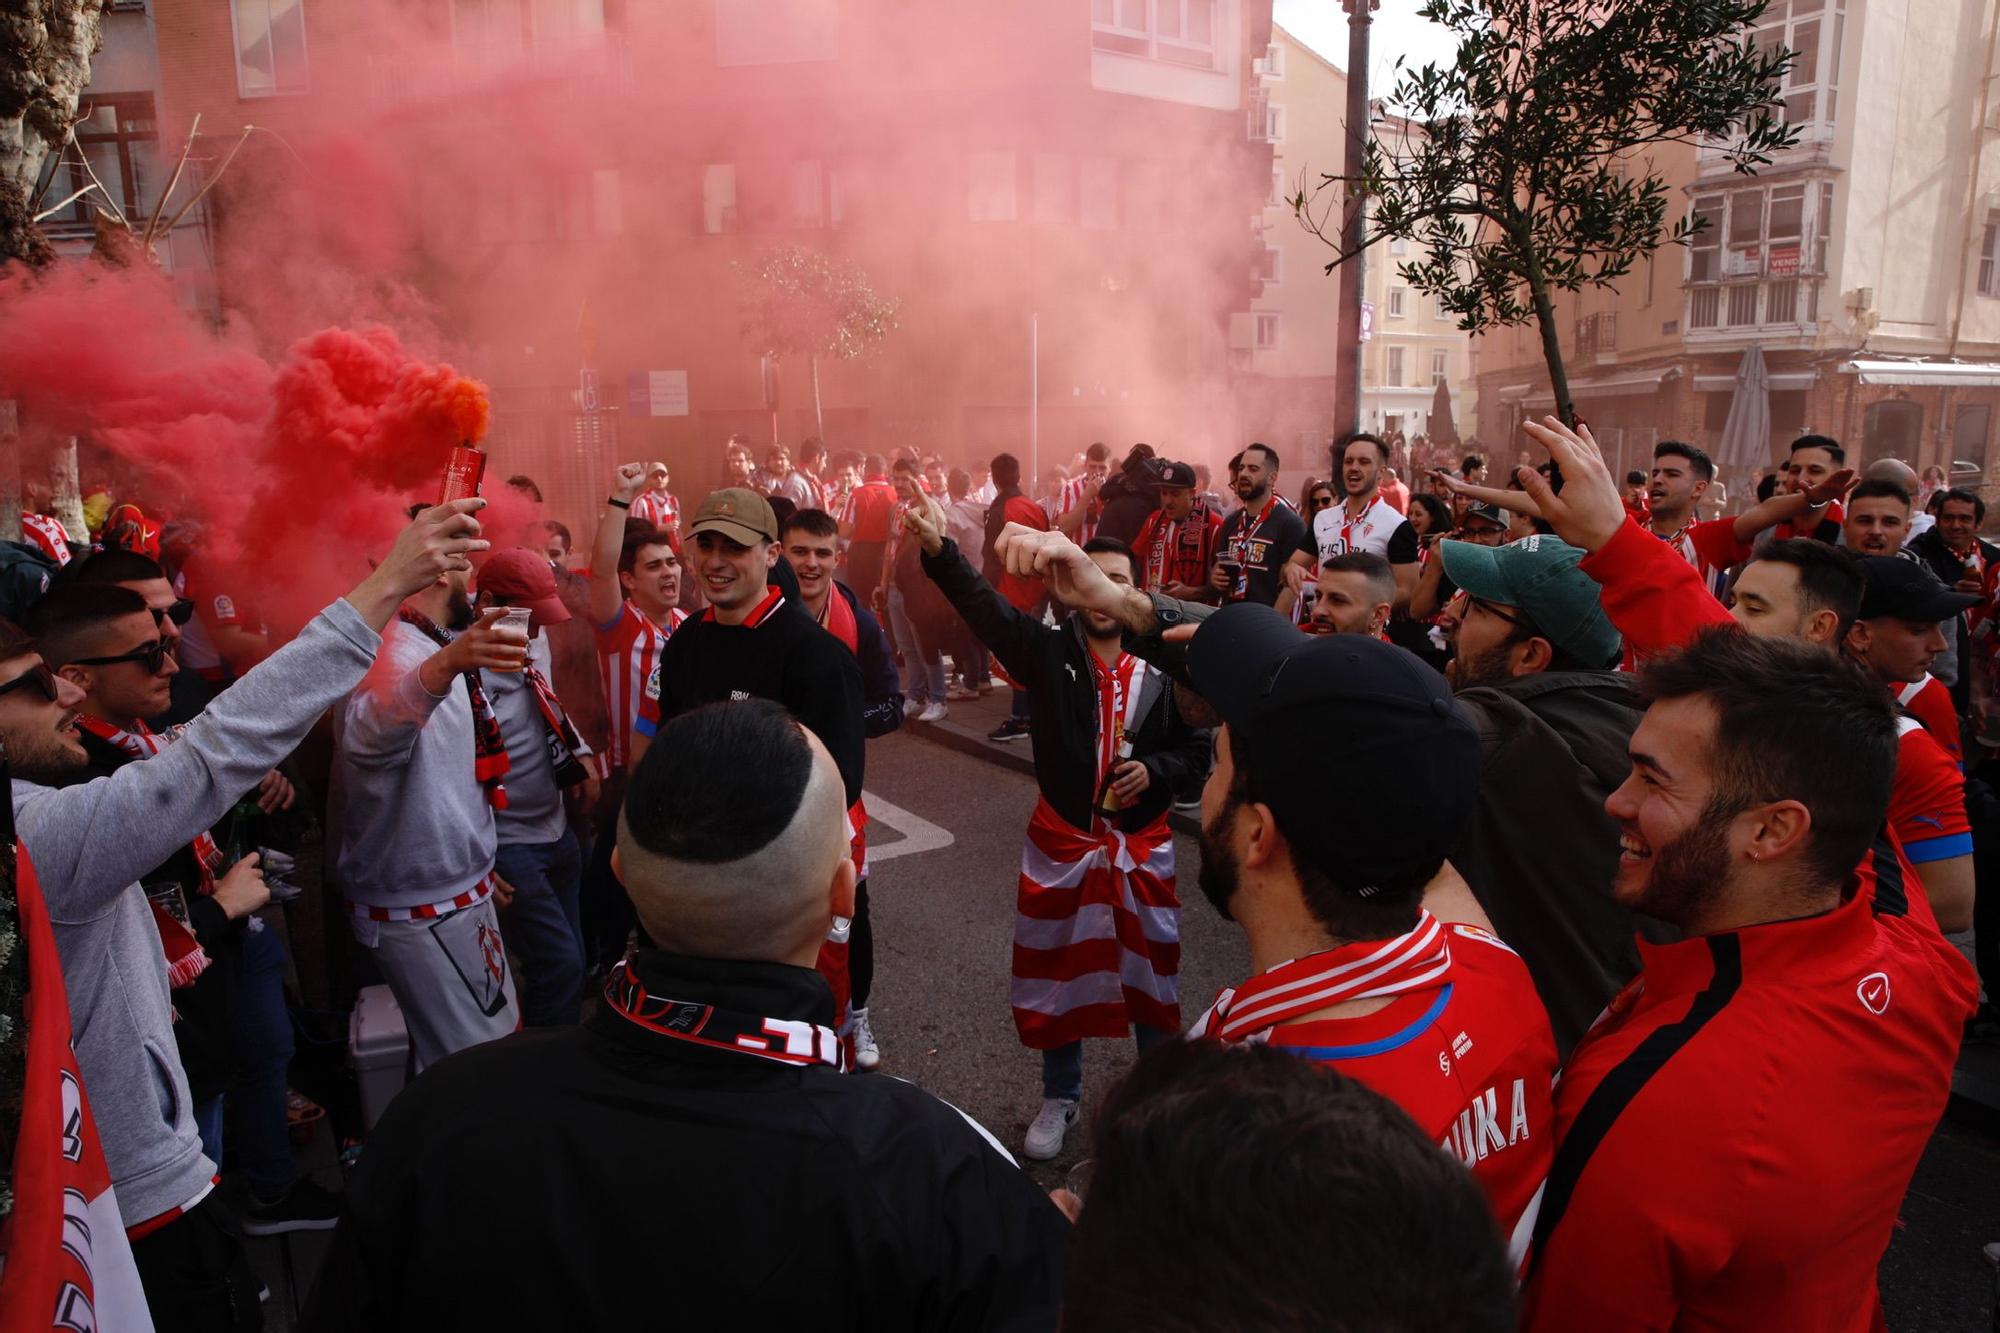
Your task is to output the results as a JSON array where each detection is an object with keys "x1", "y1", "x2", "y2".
[{"x1": 348, "y1": 984, "x2": 411, "y2": 1130}]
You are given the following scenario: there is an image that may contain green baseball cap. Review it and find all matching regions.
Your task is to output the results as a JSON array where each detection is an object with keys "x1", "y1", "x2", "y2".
[{"x1": 1438, "y1": 534, "x2": 1621, "y2": 668}]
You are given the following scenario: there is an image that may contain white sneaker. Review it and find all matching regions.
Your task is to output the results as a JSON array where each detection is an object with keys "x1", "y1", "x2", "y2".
[
  {"x1": 1024, "y1": 1097, "x2": 1080, "y2": 1161},
  {"x1": 851, "y1": 1007, "x2": 881, "y2": 1072},
  {"x1": 917, "y1": 701, "x2": 949, "y2": 723}
]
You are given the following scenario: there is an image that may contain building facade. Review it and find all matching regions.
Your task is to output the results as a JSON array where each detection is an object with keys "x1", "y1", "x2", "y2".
[
  {"x1": 1235, "y1": 22, "x2": 1479, "y2": 479},
  {"x1": 140, "y1": 0, "x2": 1276, "y2": 527},
  {"x1": 1472, "y1": 0, "x2": 2000, "y2": 490}
]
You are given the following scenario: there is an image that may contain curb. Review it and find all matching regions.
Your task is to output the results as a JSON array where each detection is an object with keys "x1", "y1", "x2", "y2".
[{"x1": 904, "y1": 717, "x2": 1202, "y2": 839}]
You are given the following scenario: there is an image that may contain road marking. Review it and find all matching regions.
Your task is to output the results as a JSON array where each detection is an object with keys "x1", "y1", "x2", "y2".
[{"x1": 863, "y1": 791, "x2": 956, "y2": 862}]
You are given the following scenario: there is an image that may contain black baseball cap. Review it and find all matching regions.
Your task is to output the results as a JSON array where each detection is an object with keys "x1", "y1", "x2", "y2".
[
  {"x1": 1857, "y1": 556, "x2": 1981, "y2": 622},
  {"x1": 1185, "y1": 603, "x2": 1481, "y2": 894},
  {"x1": 1157, "y1": 460, "x2": 1197, "y2": 489},
  {"x1": 1459, "y1": 501, "x2": 1508, "y2": 529}
]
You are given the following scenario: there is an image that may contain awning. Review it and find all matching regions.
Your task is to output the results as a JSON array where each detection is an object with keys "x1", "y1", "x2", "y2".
[
  {"x1": 1694, "y1": 372, "x2": 1817, "y2": 392},
  {"x1": 1523, "y1": 367, "x2": 1679, "y2": 411},
  {"x1": 1496, "y1": 383, "x2": 1532, "y2": 402},
  {"x1": 1838, "y1": 359, "x2": 2000, "y2": 387}
]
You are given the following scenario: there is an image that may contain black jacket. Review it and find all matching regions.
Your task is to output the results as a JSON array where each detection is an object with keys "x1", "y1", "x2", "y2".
[
  {"x1": 922, "y1": 539, "x2": 1209, "y2": 831},
  {"x1": 1452, "y1": 670, "x2": 1673, "y2": 1055},
  {"x1": 1906, "y1": 527, "x2": 1996, "y2": 712},
  {"x1": 833, "y1": 579, "x2": 905, "y2": 738},
  {"x1": 657, "y1": 585, "x2": 866, "y2": 806},
  {"x1": 306, "y1": 953, "x2": 1068, "y2": 1332}
]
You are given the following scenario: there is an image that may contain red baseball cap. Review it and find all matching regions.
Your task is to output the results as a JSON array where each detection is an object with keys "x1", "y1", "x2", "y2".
[{"x1": 477, "y1": 547, "x2": 571, "y2": 630}]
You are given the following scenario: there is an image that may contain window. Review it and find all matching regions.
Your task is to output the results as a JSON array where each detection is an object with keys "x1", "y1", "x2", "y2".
[
  {"x1": 1431, "y1": 349, "x2": 1448, "y2": 384},
  {"x1": 1386, "y1": 345, "x2": 1406, "y2": 385},
  {"x1": 232, "y1": 0, "x2": 309, "y2": 96},
  {"x1": 1262, "y1": 103, "x2": 1286, "y2": 143},
  {"x1": 453, "y1": 0, "x2": 605, "y2": 60},
  {"x1": 1429, "y1": 294, "x2": 1447, "y2": 321},
  {"x1": 1752, "y1": 0, "x2": 1844, "y2": 133},
  {"x1": 1093, "y1": 0, "x2": 1218, "y2": 69},
  {"x1": 969, "y1": 151, "x2": 1018, "y2": 222},
  {"x1": 1258, "y1": 42, "x2": 1285, "y2": 78},
  {"x1": 1254, "y1": 313, "x2": 1280, "y2": 350},
  {"x1": 40, "y1": 94, "x2": 159, "y2": 229},
  {"x1": 1268, "y1": 164, "x2": 1284, "y2": 207},
  {"x1": 1389, "y1": 236, "x2": 1408, "y2": 255},
  {"x1": 1080, "y1": 156, "x2": 1119, "y2": 229},
  {"x1": 789, "y1": 159, "x2": 825, "y2": 229},
  {"x1": 1689, "y1": 287, "x2": 1721, "y2": 330},
  {"x1": 1388, "y1": 288, "x2": 1407, "y2": 317},
  {"x1": 1255, "y1": 244, "x2": 1281, "y2": 286},
  {"x1": 1034, "y1": 153, "x2": 1076, "y2": 224},
  {"x1": 701, "y1": 164, "x2": 736, "y2": 234},
  {"x1": 1981, "y1": 216, "x2": 1999, "y2": 297},
  {"x1": 1687, "y1": 181, "x2": 1833, "y2": 327},
  {"x1": 1727, "y1": 284, "x2": 1760, "y2": 326}
]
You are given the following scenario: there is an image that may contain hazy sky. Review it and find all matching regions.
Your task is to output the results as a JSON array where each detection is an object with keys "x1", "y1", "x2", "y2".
[{"x1": 1271, "y1": 0, "x2": 1460, "y2": 90}]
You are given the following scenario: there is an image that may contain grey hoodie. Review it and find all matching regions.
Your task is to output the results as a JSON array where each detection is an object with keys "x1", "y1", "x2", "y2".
[{"x1": 11, "y1": 598, "x2": 382, "y2": 1228}]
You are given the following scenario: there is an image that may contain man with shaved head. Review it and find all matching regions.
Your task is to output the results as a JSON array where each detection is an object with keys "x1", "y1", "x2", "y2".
[{"x1": 309, "y1": 700, "x2": 1067, "y2": 1331}]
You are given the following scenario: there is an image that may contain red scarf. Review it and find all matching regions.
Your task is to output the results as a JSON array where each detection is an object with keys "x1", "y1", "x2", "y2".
[
  {"x1": 816, "y1": 584, "x2": 860, "y2": 654},
  {"x1": 1225, "y1": 497, "x2": 1279, "y2": 601},
  {"x1": 523, "y1": 662, "x2": 590, "y2": 789},
  {"x1": 1190, "y1": 911, "x2": 1453, "y2": 1043},
  {"x1": 400, "y1": 608, "x2": 511, "y2": 809},
  {"x1": 601, "y1": 960, "x2": 846, "y2": 1071},
  {"x1": 77, "y1": 716, "x2": 222, "y2": 989},
  {"x1": 1088, "y1": 649, "x2": 1145, "y2": 813}
]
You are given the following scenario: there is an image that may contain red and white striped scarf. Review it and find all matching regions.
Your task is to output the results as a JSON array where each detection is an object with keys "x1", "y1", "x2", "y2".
[
  {"x1": 602, "y1": 960, "x2": 846, "y2": 1072},
  {"x1": 1088, "y1": 649, "x2": 1146, "y2": 813},
  {"x1": 77, "y1": 716, "x2": 223, "y2": 990},
  {"x1": 400, "y1": 607, "x2": 511, "y2": 809},
  {"x1": 1191, "y1": 911, "x2": 1453, "y2": 1043}
]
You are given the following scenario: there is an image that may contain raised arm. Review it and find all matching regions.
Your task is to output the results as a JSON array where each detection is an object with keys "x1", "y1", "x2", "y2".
[
  {"x1": 590, "y1": 463, "x2": 649, "y2": 627},
  {"x1": 1430, "y1": 470, "x2": 1545, "y2": 519},
  {"x1": 1727, "y1": 469, "x2": 1856, "y2": 543}
]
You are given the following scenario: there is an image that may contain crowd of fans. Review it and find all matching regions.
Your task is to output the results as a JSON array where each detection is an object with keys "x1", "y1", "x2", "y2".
[{"x1": 0, "y1": 414, "x2": 1989, "y2": 1330}]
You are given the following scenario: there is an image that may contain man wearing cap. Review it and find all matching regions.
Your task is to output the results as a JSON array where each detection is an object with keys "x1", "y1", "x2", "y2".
[
  {"x1": 645, "y1": 485, "x2": 869, "y2": 1030},
  {"x1": 906, "y1": 499, "x2": 1209, "y2": 1161},
  {"x1": 476, "y1": 548, "x2": 598, "y2": 1027},
  {"x1": 628, "y1": 462, "x2": 680, "y2": 547},
  {"x1": 1175, "y1": 605, "x2": 1556, "y2": 1265},
  {"x1": 1514, "y1": 416, "x2": 1976, "y2": 936},
  {"x1": 1129, "y1": 460, "x2": 1222, "y2": 601}
]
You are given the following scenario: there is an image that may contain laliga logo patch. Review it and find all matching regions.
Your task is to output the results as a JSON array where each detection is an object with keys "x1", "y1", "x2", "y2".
[
  {"x1": 645, "y1": 663, "x2": 661, "y2": 701},
  {"x1": 1856, "y1": 971, "x2": 1892, "y2": 1015},
  {"x1": 212, "y1": 595, "x2": 236, "y2": 620}
]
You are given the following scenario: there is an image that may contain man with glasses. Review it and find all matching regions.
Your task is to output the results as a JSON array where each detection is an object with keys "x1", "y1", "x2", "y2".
[
  {"x1": 24, "y1": 583, "x2": 339, "y2": 1243},
  {"x1": 64, "y1": 548, "x2": 205, "y2": 720},
  {"x1": 2, "y1": 500, "x2": 487, "y2": 1330}
]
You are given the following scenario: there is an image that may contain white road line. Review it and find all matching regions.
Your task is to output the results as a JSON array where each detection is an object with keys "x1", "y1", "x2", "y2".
[{"x1": 863, "y1": 790, "x2": 956, "y2": 862}]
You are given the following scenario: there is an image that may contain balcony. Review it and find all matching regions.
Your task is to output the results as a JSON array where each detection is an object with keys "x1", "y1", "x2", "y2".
[
  {"x1": 1685, "y1": 277, "x2": 1821, "y2": 342},
  {"x1": 1574, "y1": 311, "x2": 1619, "y2": 363}
]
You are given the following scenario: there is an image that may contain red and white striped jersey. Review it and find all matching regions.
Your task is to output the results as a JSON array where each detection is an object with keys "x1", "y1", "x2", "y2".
[
  {"x1": 630, "y1": 489, "x2": 679, "y2": 536},
  {"x1": 594, "y1": 601, "x2": 685, "y2": 771}
]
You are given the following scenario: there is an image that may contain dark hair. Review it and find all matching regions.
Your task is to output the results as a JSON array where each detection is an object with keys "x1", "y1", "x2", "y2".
[
  {"x1": 1756, "y1": 472, "x2": 1779, "y2": 503},
  {"x1": 63, "y1": 549, "x2": 167, "y2": 587},
  {"x1": 624, "y1": 700, "x2": 811, "y2": 861},
  {"x1": 1226, "y1": 451, "x2": 1244, "y2": 474},
  {"x1": 1625, "y1": 470, "x2": 1647, "y2": 487},
  {"x1": 1847, "y1": 478, "x2": 1911, "y2": 509},
  {"x1": 1225, "y1": 736, "x2": 1433, "y2": 940},
  {"x1": 799, "y1": 437, "x2": 828, "y2": 464},
  {"x1": 725, "y1": 432, "x2": 752, "y2": 449},
  {"x1": 1746, "y1": 538, "x2": 1865, "y2": 643},
  {"x1": 1063, "y1": 1040, "x2": 1516, "y2": 1333},
  {"x1": 505, "y1": 474, "x2": 544, "y2": 503},
  {"x1": 990, "y1": 453, "x2": 1021, "y2": 489},
  {"x1": 863, "y1": 453, "x2": 888, "y2": 476},
  {"x1": 947, "y1": 467, "x2": 971, "y2": 496},
  {"x1": 22, "y1": 584, "x2": 151, "y2": 669},
  {"x1": 542, "y1": 520, "x2": 572, "y2": 553},
  {"x1": 1085, "y1": 441, "x2": 1111, "y2": 463},
  {"x1": 1319, "y1": 551, "x2": 1396, "y2": 605},
  {"x1": 1939, "y1": 487, "x2": 1986, "y2": 522},
  {"x1": 890, "y1": 456, "x2": 918, "y2": 477},
  {"x1": 1407, "y1": 492, "x2": 1452, "y2": 533},
  {"x1": 0, "y1": 618, "x2": 32, "y2": 662},
  {"x1": 1081, "y1": 535, "x2": 1137, "y2": 578},
  {"x1": 1300, "y1": 478, "x2": 1335, "y2": 511},
  {"x1": 781, "y1": 507, "x2": 840, "y2": 541},
  {"x1": 1653, "y1": 440, "x2": 1714, "y2": 482},
  {"x1": 833, "y1": 449, "x2": 863, "y2": 473},
  {"x1": 618, "y1": 526, "x2": 675, "y2": 576},
  {"x1": 1460, "y1": 453, "x2": 1485, "y2": 475},
  {"x1": 1243, "y1": 442, "x2": 1280, "y2": 470},
  {"x1": 1791, "y1": 434, "x2": 1845, "y2": 465},
  {"x1": 1338, "y1": 432, "x2": 1389, "y2": 465},
  {"x1": 767, "y1": 496, "x2": 797, "y2": 528},
  {"x1": 1640, "y1": 628, "x2": 1896, "y2": 888}
]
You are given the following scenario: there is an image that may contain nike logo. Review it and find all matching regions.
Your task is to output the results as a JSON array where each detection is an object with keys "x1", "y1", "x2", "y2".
[{"x1": 1857, "y1": 972, "x2": 1892, "y2": 1016}]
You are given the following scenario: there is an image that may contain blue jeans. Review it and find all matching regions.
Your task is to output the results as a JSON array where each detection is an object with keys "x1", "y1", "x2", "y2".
[
  {"x1": 227, "y1": 919, "x2": 297, "y2": 1203},
  {"x1": 887, "y1": 588, "x2": 946, "y2": 706},
  {"x1": 1041, "y1": 1024, "x2": 1176, "y2": 1102},
  {"x1": 497, "y1": 829, "x2": 586, "y2": 1027}
]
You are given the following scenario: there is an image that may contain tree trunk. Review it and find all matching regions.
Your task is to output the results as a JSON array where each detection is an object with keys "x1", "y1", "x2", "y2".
[
  {"x1": 47, "y1": 435, "x2": 82, "y2": 542},
  {"x1": 1526, "y1": 271, "x2": 1576, "y2": 428},
  {"x1": 810, "y1": 355, "x2": 824, "y2": 439},
  {"x1": 0, "y1": 0, "x2": 110, "y2": 265}
]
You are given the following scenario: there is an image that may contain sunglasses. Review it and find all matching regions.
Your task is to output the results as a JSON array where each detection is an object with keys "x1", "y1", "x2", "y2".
[
  {"x1": 152, "y1": 599, "x2": 195, "y2": 628},
  {"x1": 70, "y1": 639, "x2": 175, "y2": 675},
  {"x1": 0, "y1": 661, "x2": 60, "y2": 702}
]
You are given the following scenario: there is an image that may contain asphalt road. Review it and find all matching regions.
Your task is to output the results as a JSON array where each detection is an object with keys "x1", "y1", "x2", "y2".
[{"x1": 859, "y1": 727, "x2": 2000, "y2": 1332}]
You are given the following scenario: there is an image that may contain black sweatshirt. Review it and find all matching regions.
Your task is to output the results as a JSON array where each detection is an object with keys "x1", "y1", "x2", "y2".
[
  {"x1": 655, "y1": 583, "x2": 866, "y2": 806},
  {"x1": 921, "y1": 539, "x2": 1209, "y2": 831}
]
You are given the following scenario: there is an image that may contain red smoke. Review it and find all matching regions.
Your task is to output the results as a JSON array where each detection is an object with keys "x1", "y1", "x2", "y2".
[{"x1": 0, "y1": 261, "x2": 497, "y2": 634}]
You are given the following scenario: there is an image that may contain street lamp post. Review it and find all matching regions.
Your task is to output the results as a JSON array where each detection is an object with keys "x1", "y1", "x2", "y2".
[{"x1": 1338, "y1": 0, "x2": 1378, "y2": 446}]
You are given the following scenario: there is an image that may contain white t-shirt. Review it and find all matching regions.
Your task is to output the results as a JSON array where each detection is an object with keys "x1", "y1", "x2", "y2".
[{"x1": 1305, "y1": 495, "x2": 1419, "y2": 568}]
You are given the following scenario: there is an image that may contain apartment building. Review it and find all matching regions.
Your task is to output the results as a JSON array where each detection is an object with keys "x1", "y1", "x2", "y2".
[
  {"x1": 1235, "y1": 22, "x2": 1479, "y2": 474},
  {"x1": 141, "y1": 0, "x2": 1275, "y2": 523},
  {"x1": 1471, "y1": 0, "x2": 2000, "y2": 484}
]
